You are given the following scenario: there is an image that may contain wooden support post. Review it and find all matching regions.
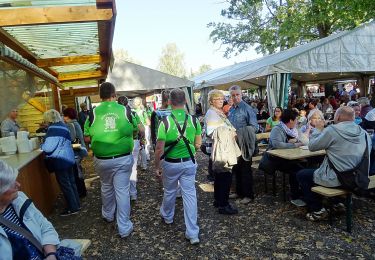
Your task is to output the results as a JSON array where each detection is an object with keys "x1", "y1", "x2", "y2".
[{"x1": 51, "y1": 84, "x2": 61, "y2": 112}]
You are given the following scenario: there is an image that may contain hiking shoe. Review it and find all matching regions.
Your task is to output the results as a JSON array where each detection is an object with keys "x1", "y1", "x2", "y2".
[
  {"x1": 218, "y1": 204, "x2": 238, "y2": 215},
  {"x1": 290, "y1": 199, "x2": 307, "y2": 207},
  {"x1": 185, "y1": 235, "x2": 200, "y2": 245},
  {"x1": 60, "y1": 210, "x2": 79, "y2": 217},
  {"x1": 229, "y1": 193, "x2": 238, "y2": 199},
  {"x1": 306, "y1": 208, "x2": 328, "y2": 221},
  {"x1": 239, "y1": 197, "x2": 252, "y2": 204}
]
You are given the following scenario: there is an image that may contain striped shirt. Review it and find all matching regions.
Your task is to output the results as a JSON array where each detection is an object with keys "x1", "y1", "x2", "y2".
[{"x1": 1, "y1": 205, "x2": 42, "y2": 260}]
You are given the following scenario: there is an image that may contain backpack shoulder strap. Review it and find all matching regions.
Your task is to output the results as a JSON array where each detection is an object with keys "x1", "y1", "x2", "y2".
[
  {"x1": 162, "y1": 117, "x2": 169, "y2": 132},
  {"x1": 125, "y1": 106, "x2": 133, "y2": 124},
  {"x1": 88, "y1": 109, "x2": 94, "y2": 126},
  {"x1": 19, "y1": 198, "x2": 33, "y2": 223}
]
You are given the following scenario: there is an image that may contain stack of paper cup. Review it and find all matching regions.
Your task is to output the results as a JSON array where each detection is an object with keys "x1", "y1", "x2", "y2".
[
  {"x1": 0, "y1": 136, "x2": 17, "y2": 155},
  {"x1": 17, "y1": 139, "x2": 32, "y2": 153},
  {"x1": 17, "y1": 131, "x2": 29, "y2": 140}
]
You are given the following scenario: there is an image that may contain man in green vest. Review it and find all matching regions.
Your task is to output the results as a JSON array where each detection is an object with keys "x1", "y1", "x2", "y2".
[
  {"x1": 154, "y1": 88, "x2": 202, "y2": 245},
  {"x1": 84, "y1": 82, "x2": 137, "y2": 238}
]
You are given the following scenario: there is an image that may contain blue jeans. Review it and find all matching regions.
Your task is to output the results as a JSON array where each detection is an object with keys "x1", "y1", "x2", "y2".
[
  {"x1": 55, "y1": 167, "x2": 80, "y2": 211},
  {"x1": 296, "y1": 169, "x2": 322, "y2": 212}
]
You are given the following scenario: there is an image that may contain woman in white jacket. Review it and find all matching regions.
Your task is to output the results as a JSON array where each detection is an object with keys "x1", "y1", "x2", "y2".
[
  {"x1": 204, "y1": 89, "x2": 239, "y2": 215},
  {"x1": 0, "y1": 161, "x2": 60, "y2": 260}
]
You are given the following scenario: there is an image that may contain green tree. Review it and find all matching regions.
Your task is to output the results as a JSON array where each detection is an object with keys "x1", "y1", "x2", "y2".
[
  {"x1": 113, "y1": 49, "x2": 141, "y2": 65},
  {"x1": 189, "y1": 64, "x2": 212, "y2": 79},
  {"x1": 208, "y1": 0, "x2": 375, "y2": 57},
  {"x1": 157, "y1": 43, "x2": 187, "y2": 78}
]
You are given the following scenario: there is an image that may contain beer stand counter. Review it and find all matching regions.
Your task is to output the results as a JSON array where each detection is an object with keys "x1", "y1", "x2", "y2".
[{"x1": 1, "y1": 149, "x2": 60, "y2": 215}]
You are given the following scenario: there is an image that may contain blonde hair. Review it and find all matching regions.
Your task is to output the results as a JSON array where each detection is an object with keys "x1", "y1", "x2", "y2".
[
  {"x1": 133, "y1": 97, "x2": 143, "y2": 109},
  {"x1": 0, "y1": 161, "x2": 18, "y2": 194},
  {"x1": 208, "y1": 89, "x2": 224, "y2": 105},
  {"x1": 43, "y1": 109, "x2": 63, "y2": 124}
]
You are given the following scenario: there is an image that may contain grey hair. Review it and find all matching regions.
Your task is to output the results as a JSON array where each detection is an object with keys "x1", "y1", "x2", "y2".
[
  {"x1": 229, "y1": 85, "x2": 241, "y2": 93},
  {"x1": 307, "y1": 109, "x2": 325, "y2": 122},
  {"x1": 43, "y1": 109, "x2": 63, "y2": 124},
  {"x1": 170, "y1": 88, "x2": 186, "y2": 106},
  {"x1": 335, "y1": 106, "x2": 355, "y2": 122},
  {"x1": 0, "y1": 160, "x2": 18, "y2": 194},
  {"x1": 357, "y1": 97, "x2": 370, "y2": 106}
]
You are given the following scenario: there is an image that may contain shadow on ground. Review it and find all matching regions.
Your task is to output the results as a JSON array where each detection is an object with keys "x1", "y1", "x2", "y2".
[{"x1": 49, "y1": 151, "x2": 375, "y2": 259}]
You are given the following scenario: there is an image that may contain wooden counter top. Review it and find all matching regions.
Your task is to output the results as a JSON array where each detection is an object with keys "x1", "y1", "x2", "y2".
[{"x1": 0, "y1": 149, "x2": 43, "y2": 170}]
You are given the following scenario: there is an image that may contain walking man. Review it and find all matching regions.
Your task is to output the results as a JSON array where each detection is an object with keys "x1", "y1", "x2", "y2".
[
  {"x1": 84, "y1": 82, "x2": 136, "y2": 238},
  {"x1": 228, "y1": 85, "x2": 259, "y2": 204},
  {"x1": 154, "y1": 88, "x2": 202, "y2": 245}
]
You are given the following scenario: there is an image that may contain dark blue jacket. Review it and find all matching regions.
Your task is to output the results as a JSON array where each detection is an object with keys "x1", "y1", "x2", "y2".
[{"x1": 41, "y1": 122, "x2": 75, "y2": 171}]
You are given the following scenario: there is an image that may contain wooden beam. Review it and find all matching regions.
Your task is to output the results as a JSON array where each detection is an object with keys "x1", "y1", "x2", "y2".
[
  {"x1": 98, "y1": 0, "x2": 116, "y2": 75},
  {"x1": 36, "y1": 55, "x2": 102, "y2": 67},
  {"x1": 0, "y1": 28, "x2": 37, "y2": 61},
  {"x1": 58, "y1": 70, "x2": 105, "y2": 82},
  {"x1": 0, "y1": 5, "x2": 113, "y2": 27},
  {"x1": 60, "y1": 87, "x2": 99, "y2": 96}
]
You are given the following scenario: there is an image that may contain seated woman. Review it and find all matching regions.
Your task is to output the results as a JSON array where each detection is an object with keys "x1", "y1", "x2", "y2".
[
  {"x1": 0, "y1": 160, "x2": 59, "y2": 260},
  {"x1": 204, "y1": 89, "x2": 239, "y2": 215},
  {"x1": 259, "y1": 109, "x2": 305, "y2": 206},
  {"x1": 265, "y1": 107, "x2": 282, "y2": 132},
  {"x1": 299, "y1": 109, "x2": 325, "y2": 145},
  {"x1": 41, "y1": 109, "x2": 80, "y2": 217}
]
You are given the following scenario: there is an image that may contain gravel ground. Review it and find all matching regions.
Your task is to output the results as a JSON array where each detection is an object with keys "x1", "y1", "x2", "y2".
[{"x1": 49, "y1": 150, "x2": 375, "y2": 259}]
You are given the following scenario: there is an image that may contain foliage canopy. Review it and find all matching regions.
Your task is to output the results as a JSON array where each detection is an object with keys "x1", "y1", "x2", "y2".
[{"x1": 208, "y1": 0, "x2": 375, "y2": 57}]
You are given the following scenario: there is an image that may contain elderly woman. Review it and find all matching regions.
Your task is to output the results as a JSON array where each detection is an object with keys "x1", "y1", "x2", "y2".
[
  {"x1": 63, "y1": 108, "x2": 88, "y2": 198},
  {"x1": 41, "y1": 109, "x2": 80, "y2": 217},
  {"x1": 299, "y1": 109, "x2": 325, "y2": 145},
  {"x1": 0, "y1": 161, "x2": 59, "y2": 260},
  {"x1": 204, "y1": 89, "x2": 238, "y2": 215}
]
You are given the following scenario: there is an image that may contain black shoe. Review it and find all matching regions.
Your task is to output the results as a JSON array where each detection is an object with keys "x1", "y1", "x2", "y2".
[
  {"x1": 60, "y1": 209, "x2": 79, "y2": 217},
  {"x1": 218, "y1": 204, "x2": 238, "y2": 215}
]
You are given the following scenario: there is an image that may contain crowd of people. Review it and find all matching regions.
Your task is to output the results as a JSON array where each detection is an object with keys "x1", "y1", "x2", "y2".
[{"x1": 2, "y1": 81, "x2": 375, "y2": 257}]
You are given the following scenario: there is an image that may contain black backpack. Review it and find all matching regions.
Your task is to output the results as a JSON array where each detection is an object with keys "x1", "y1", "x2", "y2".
[{"x1": 328, "y1": 133, "x2": 370, "y2": 194}]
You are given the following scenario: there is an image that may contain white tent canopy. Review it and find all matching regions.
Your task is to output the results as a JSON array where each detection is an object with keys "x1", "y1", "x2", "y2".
[
  {"x1": 107, "y1": 61, "x2": 194, "y2": 97},
  {"x1": 194, "y1": 20, "x2": 375, "y2": 90},
  {"x1": 107, "y1": 61, "x2": 195, "y2": 113}
]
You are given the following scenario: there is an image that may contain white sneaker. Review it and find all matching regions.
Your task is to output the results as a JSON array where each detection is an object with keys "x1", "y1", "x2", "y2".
[
  {"x1": 240, "y1": 197, "x2": 252, "y2": 204},
  {"x1": 290, "y1": 199, "x2": 307, "y2": 207},
  {"x1": 130, "y1": 195, "x2": 137, "y2": 201},
  {"x1": 185, "y1": 235, "x2": 199, "y2": 245}
]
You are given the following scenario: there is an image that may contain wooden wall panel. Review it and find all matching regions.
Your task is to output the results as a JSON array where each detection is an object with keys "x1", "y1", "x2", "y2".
[{"x1": 18, "y1": 97, "x2": 51, "y2": 134}]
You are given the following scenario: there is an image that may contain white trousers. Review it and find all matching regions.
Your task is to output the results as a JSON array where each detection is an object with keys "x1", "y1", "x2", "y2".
[
  {"x1": 160, "y1": 160, "x2": 199, "y2": 239},
  {"x1": 145, "y1": 125, "x2": 151, "y2": 160},
  {"x1": 94, "y1": 155, "x2": 134, "y2": 237},
  {"x1": 130, "y1": 140, "x2": 140, "y2": 198}
]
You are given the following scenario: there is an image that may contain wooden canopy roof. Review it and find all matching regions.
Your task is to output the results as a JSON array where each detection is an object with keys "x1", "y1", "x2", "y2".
[{"x1": 0, "y1": 0, "x2": 116, "y2": 89}]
